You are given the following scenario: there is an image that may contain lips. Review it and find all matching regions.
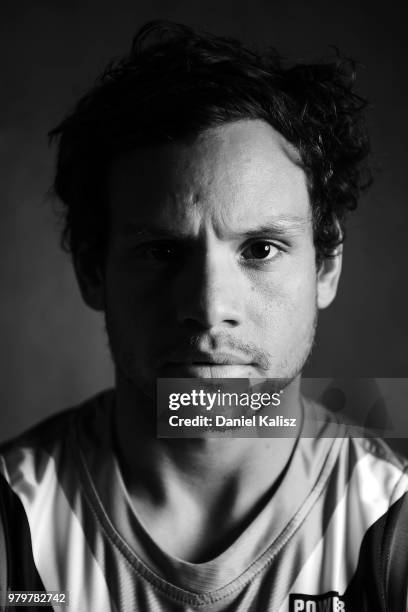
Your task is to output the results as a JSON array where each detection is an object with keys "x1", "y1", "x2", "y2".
[{"x1": 163, "y1": 350, "x2": 251, "y2": 366}]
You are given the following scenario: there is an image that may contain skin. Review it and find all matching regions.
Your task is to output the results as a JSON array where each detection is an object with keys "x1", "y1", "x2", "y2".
[{"x1": 76, "y1": 119, "x2": 342, "y2": 561}]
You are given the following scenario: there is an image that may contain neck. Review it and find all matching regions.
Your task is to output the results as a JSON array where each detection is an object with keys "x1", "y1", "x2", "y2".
[{"x1": 113, "y1": 373, "x2": 303, "y2": 506}]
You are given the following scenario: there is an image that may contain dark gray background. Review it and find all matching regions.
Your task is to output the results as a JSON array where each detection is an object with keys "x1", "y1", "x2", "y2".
[{"x1": 1, "y1": 0, "x2": 407, "y2": 443}]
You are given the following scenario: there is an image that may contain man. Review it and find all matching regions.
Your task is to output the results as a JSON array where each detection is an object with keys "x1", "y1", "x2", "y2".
[{"x1": 1, "y1": 20, "x2": 407, "y2": 612}]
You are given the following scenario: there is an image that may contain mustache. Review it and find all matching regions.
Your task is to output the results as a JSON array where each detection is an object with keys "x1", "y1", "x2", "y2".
[{"x1": 157, "y1": 334, "x2": 271, "y2": 370}]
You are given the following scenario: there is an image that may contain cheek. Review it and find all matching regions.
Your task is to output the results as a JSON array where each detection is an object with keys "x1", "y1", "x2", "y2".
[
  {"x1": 105, "y1": 259, "x2": 169, "y2": 314},
  {"x1": 249, "y1": 264, "x2": 317, "y2": 333}
]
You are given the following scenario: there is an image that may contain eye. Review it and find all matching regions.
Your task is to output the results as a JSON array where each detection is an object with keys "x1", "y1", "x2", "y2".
[
  {"x1": 241, "y1": 240, "x2": 280, "y2": 261},
  {"x1": 135, "y1": 242, "x2": 184, "y2": 262}
]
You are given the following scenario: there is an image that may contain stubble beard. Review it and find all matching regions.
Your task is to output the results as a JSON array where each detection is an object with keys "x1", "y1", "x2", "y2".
[{"x1": 103, "y1": 307, "x2": 318, "y2": 429}]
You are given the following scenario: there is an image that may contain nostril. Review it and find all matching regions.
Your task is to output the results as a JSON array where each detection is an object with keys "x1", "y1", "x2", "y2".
[{"x1": 182, "y1": 319, "x2": 211, "y2": 333}]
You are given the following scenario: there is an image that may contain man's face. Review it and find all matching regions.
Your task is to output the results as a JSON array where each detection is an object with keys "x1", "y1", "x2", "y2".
[{"x1": 99, "y1": 120, "x2": 332, "y2": 397}]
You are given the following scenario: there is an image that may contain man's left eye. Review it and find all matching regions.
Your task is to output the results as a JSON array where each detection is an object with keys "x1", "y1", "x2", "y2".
[{"x1": 241, "y1": 241, "x2": 280, "y2": 261}]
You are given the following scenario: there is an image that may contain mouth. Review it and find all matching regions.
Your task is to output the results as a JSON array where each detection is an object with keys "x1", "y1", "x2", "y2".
[
  {"x1": 163, "y1": 350, "x2": 252, "y2": 366},
  {"x1": 159, "y1": 351, "x2": 255, "y2": 378}
]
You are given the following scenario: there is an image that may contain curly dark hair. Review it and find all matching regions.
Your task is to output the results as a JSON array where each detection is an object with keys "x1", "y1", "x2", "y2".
[{"x1": 49, "y1": 20, "x2": 372, "y2": 264}]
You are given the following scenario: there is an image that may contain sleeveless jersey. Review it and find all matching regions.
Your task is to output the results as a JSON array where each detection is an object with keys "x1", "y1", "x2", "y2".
[{"x1": 0, "y1": 390, "x2": 407, "y2": 611}]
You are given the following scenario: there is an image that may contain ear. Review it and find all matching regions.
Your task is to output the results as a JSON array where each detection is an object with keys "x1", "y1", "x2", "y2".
[
  {"x1": 73, "y1": 245, "x2": 105, "y2": 311},
  {"x1": 316, "y1": 249, "x2": 343, "y2": 309}
]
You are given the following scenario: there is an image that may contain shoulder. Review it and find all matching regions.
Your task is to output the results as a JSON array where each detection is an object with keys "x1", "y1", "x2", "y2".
[
  {"x1": 309, "y1": 399, "x2": 408, "y2": 491},
  {"x1": 0, "y1": 389, "x2": 115, "y2": 589},
  {"x1": 0, "y1": 388, "x2": 114, "y2": 489},
  {"x1": 0, "y1": 407, "x2": 77, "y2": 458},
  {"x1": 0, "y1": 390, "x2": 113, "y2": 593},
  {"x1": 0, "y1": 389, "x2": 113, "y2": 450},
  {"x1": 341, "y1": 439, "x2": 408, "y2": 609},
  {"x1": 304, "y1": 399, "x2": 408, "y2": 512},
  {"x1": 344, "y1": 435, "x2": 408, "y2": 500}
]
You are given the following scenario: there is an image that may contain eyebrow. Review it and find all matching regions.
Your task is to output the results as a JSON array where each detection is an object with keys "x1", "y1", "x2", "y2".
[
  {"x1": 120, "y1": 216, "x2": 312, "y2": 240},
  {"x1": 234, "y1": 217, "x2": 312, "y2": 238}
]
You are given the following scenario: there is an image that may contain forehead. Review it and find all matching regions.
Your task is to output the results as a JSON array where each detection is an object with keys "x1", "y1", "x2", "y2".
[{"x1": 108, "y1": 120, "x2": 311, "y2": 235}]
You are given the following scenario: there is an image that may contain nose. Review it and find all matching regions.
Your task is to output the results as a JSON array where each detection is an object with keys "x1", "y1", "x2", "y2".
[{"x1": 175, "y1": 248, "x2": 244, "y2": 331}]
